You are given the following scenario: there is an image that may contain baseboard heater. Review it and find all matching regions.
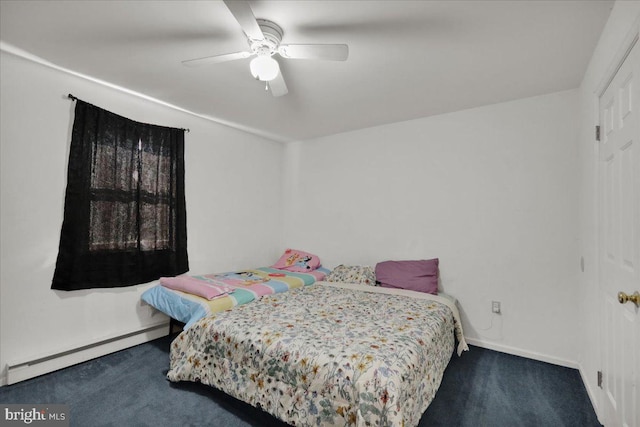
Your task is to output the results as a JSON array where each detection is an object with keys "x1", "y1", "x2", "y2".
[{"x1": 5, "y1": 322, "x2": 169, "y2": 385}]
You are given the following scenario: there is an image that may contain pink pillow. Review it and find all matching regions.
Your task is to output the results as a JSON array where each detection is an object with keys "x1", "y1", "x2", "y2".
[
  {"x1": 272, "y1": 249, "x2": 321, "y2": 272},
  {"x1": 160, "y1": 276, "x2": 232, "y2": 300},
  {"x1": 375, "y1": 259, "x2": 439, "y2": 295}
]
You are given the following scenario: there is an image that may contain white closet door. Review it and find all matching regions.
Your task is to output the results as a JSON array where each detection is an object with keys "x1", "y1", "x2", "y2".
[{"x1": 599, "y1": 39, "x2": 640, "y2": 427}]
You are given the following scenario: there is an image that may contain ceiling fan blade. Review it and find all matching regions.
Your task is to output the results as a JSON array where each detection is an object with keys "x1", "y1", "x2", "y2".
[
  {"x1": 278, "y1": 44, "x2": 349, "y2": 61},
  {"x1": 223, "y1": 0, "x2": 264, "y2": 41},
  {"x1": 182, "y1": 51, "x2": 252, "y2": 67},
  {"x1": 269, "y1": 72, "x2": 288, "y2": 97}
]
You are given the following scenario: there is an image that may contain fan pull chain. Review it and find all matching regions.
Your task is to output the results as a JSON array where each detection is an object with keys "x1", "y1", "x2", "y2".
[{"x1": 265, "y1": 82, "x2": 269, "y2": 91}]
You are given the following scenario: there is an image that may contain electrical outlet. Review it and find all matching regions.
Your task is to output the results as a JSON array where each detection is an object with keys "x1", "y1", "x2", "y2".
[{"x1": 492, "y1": 301, "x2": 501, "y2": 314}]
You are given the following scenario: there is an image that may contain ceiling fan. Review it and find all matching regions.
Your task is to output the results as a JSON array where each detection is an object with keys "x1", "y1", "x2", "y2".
[{"x1": 182, "y1": 0, "x2": 349, "y2": 97}]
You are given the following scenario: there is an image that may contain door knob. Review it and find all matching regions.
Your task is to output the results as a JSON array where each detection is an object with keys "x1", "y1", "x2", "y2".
[{"x1": 618, "y1": 291, "x2": 640, "y2": 307}]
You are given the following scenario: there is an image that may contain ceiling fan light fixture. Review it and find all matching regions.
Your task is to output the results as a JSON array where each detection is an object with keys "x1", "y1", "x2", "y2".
[{"x1": 250, "y1": 55, "x2": 280, "y2": 81}]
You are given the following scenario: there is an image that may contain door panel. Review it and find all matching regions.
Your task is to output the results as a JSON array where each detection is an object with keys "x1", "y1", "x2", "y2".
[{"x1": 599, "y1": 39, "x2": 639, "y2": 427}]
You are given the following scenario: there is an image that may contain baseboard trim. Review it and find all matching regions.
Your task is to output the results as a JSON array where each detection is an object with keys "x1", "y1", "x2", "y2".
[
  {"x1": 464, "y1": 337, "x2": 577, "y2": 369},
  {"x1": 578, "y1": 362, "x2": 605, "y2": 425},
  {"x1": 4, "y1": 322, "x2": 170, "y2": 386}
]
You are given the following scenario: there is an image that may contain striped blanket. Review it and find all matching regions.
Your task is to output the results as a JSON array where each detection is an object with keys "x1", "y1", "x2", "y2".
[{"x1": 141, "y1": 267, "x2": 329, "y2": 329}]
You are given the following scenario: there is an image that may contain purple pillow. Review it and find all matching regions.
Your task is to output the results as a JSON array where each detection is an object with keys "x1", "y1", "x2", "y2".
[{"x1": 375, "y1": 259, "x2": 439, "y2": 295}]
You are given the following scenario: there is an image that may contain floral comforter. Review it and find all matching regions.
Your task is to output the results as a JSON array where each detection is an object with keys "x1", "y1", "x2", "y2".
[{"x1": 168, "y1": 282, "x2": 466, "y2": 427}]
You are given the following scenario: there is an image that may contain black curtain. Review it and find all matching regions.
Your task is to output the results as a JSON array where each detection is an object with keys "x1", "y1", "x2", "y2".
[{"x1": 52, "y1": 99, "x2": 188, "y2": 290}]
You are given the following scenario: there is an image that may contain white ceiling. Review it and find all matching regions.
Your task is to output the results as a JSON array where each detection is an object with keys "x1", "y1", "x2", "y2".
[{"x1": 0, "y1": 0, "x2": 613, "y2": 142}]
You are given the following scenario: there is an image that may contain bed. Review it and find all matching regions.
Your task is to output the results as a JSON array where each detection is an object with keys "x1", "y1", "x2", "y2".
[
  {"x1": 168, "y1": 281, "x2": 467, "y2": 426},
  {"x1": 141, "y1": 266, "x2": 329, "y2": 329}
]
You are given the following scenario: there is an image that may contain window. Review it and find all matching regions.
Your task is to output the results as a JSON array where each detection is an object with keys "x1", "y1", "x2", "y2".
[{"x1": 52, "y1": 99, "x2": 188, "y2": 290}]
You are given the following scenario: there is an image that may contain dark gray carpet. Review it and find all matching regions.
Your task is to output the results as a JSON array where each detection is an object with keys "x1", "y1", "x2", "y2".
[{"x1": 0, "y1": 335, "x2": 600, "y2": 426}]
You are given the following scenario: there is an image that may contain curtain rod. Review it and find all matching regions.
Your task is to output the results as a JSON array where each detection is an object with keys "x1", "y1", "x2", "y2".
[{"x1": 67, "y1": 93, "x2": 190, "y2": 133}]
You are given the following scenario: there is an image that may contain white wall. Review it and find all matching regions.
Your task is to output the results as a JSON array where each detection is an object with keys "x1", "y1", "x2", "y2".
[
  {"x1": 576, "y1": 0, "x2": 640, "y2": 418},
  {"x1": 0, "y1": 51, "x2": 284, "y2": 384},
  {"x1": 284, "y1": 90, "x2": 581, "y2": 366}
]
